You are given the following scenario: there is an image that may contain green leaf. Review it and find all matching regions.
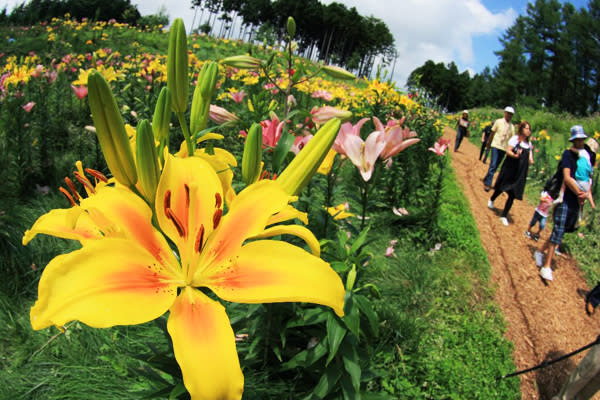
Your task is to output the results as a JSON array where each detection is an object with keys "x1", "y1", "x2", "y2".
[
  {"x1": 350, "y1": 226, "x2": 370, "y2": 255},
  {"x1": 311, "y1": 363, "x2": 343, "y2": 399},
  {"x1": 340, "y1": 374, "x2": 361, "y2": 400},
  {"x1": 353, "y1": 294, "x2": 379, "y2": 336},
  {"x1": 281, "y1": 338, "x2": 328, "y2": 370},
  {"x1": 285, "y1": 307, "x2": 329, "y2": 328},
  {"x1": 341, "y1": 341, "x2": 361, "y2": 391},
  {"x1": 342, "y1": 294, "x2": 360, "y2": 337},
  {"x1": 326, "y1": 313, "x2": 347, "y2": 365},
  {"x1": 272, "y1": 127, "x2": 295, "y2": 172},
  {"x1": 168, "y1": 383, "x2": 187, "y2": 400}
]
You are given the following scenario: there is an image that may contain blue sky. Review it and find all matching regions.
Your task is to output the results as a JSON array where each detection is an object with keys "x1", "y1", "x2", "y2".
[{"x1": 0, "y1": 0, "x2": 592, "y2": 87}]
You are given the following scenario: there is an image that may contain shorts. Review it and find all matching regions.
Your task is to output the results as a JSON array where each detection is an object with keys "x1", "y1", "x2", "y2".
[
  {"x1": 529, "y1": 210, "x2": 547, "y2": 230},
  {"x1": 576, "y1": 180, "x2": 590, "y2": 193},
  {"x1": 550, "y1": 203, "x2": 579, "y2": 244}
]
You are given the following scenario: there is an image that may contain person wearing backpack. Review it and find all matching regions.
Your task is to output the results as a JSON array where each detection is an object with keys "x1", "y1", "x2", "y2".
[
  {"x1": 483, "y1": 106, "x2": 515, "y2": 191},
  {"x1": 479, "y1": 123, "x2": 493, "y2": 163},
  {"x1": 534, "y1": 126, "x2": 588, "y2": 281}
]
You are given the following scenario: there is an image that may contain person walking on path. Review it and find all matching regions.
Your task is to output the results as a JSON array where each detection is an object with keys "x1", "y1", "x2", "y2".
[
  {"x1": 525, "y1": 190, "x2": 554, "y2": 241},
  {"x1": 454, "y1": 110, "x2": 470, "y2": 152},
  {"x1": 535, "y1": 126, "x2": 588, "y2": 282},
  {"x1": 483, "y1": 106, "x2": 515, "y2": 191},
  {"x1": 479, "y1": 122, "x2": 493, "y2": 163},
  {"x1": 487, "y1": 121, "x2": 534, "y2": 226}
]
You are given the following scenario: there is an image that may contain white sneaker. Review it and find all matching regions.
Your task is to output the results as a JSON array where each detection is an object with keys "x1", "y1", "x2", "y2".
[
  {"x1": 555, "y1": 248, "x2": 562, "y2": 256},
  {"x1": 534, "y1": 250, "x2": 544, "y2": 267},
  {"x1": 500, "y1": 217, "x2": 509, "y2": 226},
  {"x1": 488, "y1": 200, "x2": 494, "y2": 209},
  {"x1": 540, "y1": 267, "x2": 553, "y2": 281}
]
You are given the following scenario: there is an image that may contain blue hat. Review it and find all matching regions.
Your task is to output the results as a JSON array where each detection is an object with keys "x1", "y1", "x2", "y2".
[{"x1": 569, "y1": 125, "x2": 587, "y2": 141}]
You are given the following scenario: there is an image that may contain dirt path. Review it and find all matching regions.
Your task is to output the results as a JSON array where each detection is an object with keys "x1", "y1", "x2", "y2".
[{"x1": 444, "y1": 127, "x2": 600, "y2": 400}]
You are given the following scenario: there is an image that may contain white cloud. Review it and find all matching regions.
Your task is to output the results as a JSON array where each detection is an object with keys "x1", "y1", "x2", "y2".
[{"x1": 321, "y1": 0, "x2": 516, "y2": 87}]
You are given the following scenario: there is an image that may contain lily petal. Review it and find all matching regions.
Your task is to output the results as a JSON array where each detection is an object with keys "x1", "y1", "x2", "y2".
[
  {"x1": 167, "y1": 288, "x2": 244, "y2": 400},
  {"x1": 195, "y1": 180, "x2": 290, "y2": 280},
  {"x1": 23, "y1": 206, "x2": 100, "y2": 245},
  {"x1": 156, "y1": 155, "x2": 223, "y2": 279},
  {"x1": 251, "y1": 224, "x2": 321, "y2": 256},
  {"x1": 204, "y1": 240, "x2": 345, "y2": 317},
  {"x1": 31, "y1": 238, "x2": 179, "y2": 330},
  {"x1": 267, "y1": 204, "x2": 308, "y2": 225}
]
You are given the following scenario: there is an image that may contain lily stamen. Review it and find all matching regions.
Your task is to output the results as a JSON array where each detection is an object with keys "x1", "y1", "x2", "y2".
[
  {"x1": 73, "y1": 171, "x2": 96, "y2": 194},
  {"x1": 64, "y1": 177, "x2": 81, "y2": 201},
  {"x1": 84, "y1": 168, "x2": 108, "y2": 183},
  {"x1": 59, "y1": 187, "x2": 77, "y2": 206}
]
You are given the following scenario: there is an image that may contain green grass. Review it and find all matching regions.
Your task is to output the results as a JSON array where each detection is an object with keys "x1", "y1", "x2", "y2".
[{"x1": 364, "y1": 160, "x2": 520, "y2": 399}]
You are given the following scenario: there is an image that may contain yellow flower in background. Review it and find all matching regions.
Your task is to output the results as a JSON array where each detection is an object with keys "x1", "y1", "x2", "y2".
[
  {"x1": 555, "y1": 155, "x2": 561, "y2": 160},
  {"x1": 594, "y1": 131, "x2": 600, "y2": 139},
  {"x1": 24, "y1": 155, "x2": 345, "y2": 400},
  {"x1": 326, "y1": 202, "x2": 354, "y2": 220},
  {"x1": 85, "y1": 39, "x2": 93, "y2": 45}
]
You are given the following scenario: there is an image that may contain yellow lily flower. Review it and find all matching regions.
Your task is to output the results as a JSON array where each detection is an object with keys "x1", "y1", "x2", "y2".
[
  {"x1": 24, "y1": 155, "x2": 344, "y2": 400},
  {"x1": 326, "y1": 202, "x2": 355, "y2": 220}
]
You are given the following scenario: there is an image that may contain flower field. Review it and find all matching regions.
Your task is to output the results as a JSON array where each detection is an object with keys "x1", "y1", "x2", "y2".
[{"x1": 0, "y1": 15, "x2": 527, "y2": 400}]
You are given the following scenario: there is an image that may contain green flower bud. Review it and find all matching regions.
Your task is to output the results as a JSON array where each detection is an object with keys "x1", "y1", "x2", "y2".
[
  {"x1": 321, "y1": 65, "x2": 356, "y2": 80},
  {"x1": 242, "y1": 123, "x2": 263, "y2": 185},
  {"x1": 152, "y1": 87, "x2": 171, "y2": 143},
  {"x1": 190, "y1": 61, "x2": 218, "y2": 135},
  {"x1": 277, "y1": 118, "x2": 341, "y2": 195},
  {"x1": 88, "y1": 72, "x2": 137, "y2": 187},
  {"x1": 220, "y1": 55, "x2": 263, "y2": 69},
  {"x1": 346, "y1": 265, "x2": 357, "y2": 291},
  {"x1": 135, "y1": 119, "x2": 160, "y2": 205},
  {"x1": 287, "y1": 16, "x2": 296, "y2": 38},
  {"x1": 167, "y1": 18, "x2": 189, "y2": 113}
]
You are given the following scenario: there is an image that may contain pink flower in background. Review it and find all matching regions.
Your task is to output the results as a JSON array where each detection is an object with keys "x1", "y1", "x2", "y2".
[
  {"x1": 230, "y1": 90, "x2": 246, "y2": 103},
  {"x1": 311, "y1": 90, "x2": 333, "y2": 101},
  {"x1": 240, "y1": 112, "x2": 286, "y2": 149},
  {"x1": 385, "y1": 246, "x2": 395, "y2": 257},
  {"x1": 22, "y1": 101, "x2": 35, "y2": 112},
  {"x1": 71, "y1": 84, "x2": 88, "y2": 99},
  {"x1": 341, "y1": 130, "x2": 385, "y2": 181},
  {"x1": 209, "y1": 104, "x2": 240, "y2": 124},
  {"x1": 374, "y1": 116, "x2": 420, "y2": 162},
  {"x1": 393, "y1": 207, "x2": 409, "y2": 216},
  {"x1": 291, "y1": 134, "x2": 313, "y2": 155},
  {"x1": 428, "y1": 139, "x2": 449, "y2": 156},
  {"x1": 333, "y1": 117, "x2": 369, "y2": 154},
  {"x1": 31, "y1": 64, "x2": 44, "y2": 78},
  {"x1": 311, "y1": 106, "x2": 352, "y2": 125},
  {"x1": 45, "y1": 70, "x2": 57, "y2": 84}
]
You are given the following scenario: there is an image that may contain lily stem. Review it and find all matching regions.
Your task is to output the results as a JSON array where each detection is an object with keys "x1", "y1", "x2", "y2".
[{"x1": 177, "y1": 111, "x2": 194, "y2": 156}]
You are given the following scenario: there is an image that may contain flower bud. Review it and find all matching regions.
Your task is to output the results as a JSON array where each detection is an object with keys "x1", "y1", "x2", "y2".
[
  {"x1": 191, "y1": 61, "x2": 218, "y2": 135},
  {"x1": 286, "y1": 16, "x2": 296, "y2": 38},
  {"x1": 242, "y1": 123, "x2": 263, "y2": 185},
  {"x1": 152, "y1": 86, "x2": 171, "y2": 143},
  {"x1": 220, "y1": 55, "x2": 263, "y2": 69},
  {"x1": 311, "y1": 106, "x2": 352, "y2": 125},
  {"x1": 88, "y1": 71, "x2": 137, "y2": 187},
  {"x1": 135, "y1": 119, "x2": 160, "y2": 204},
  {"x1": 167, "y1": 18, "x2": 189, "y2": 113},
  {"x1": 277, "y1": 118, "x2": 341, "y2": 195},
  {"x1": 346, "y1": 265, "x2": 357, "y2": 291},
  {"x1": 209, "y1": 105, "x2": 239, "y2": 125},
  {"x1": 321, "y1": 65, "x2": 356, "y2": 80}
]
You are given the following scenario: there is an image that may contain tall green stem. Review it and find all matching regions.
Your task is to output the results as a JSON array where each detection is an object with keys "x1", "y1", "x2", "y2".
[
  {"x1": 176, "y1": 112, "x2": 194, "y2": 156},
  {"x1": 360, "y1": 179, "x2": 369, "y2": 230}
]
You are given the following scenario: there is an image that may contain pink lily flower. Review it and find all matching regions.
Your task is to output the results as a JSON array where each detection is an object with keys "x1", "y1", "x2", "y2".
[
  {"x1": 71, "y1": 84, "x2": 88, "y2": 99},
  {"x1": 230, "y1": 90, "x2": 246, "y2": 103},
  {"x1": 22, "y1": 101, "x2": 35, "y2": 112},
  {"x1": 374, "y1": 117, "x2": 420, "y2": 163},
  {"x1": 311, "y1": 106, "x2": 352, "y2": 125},
  {"x1": 291, "y1": 134, "x2": 313, "y2": 155},
  {"x1": 311, "y1": 90, "x2": 333, "y2": 101},
  {"x1": 333, "y1": 117, "x2": 369, "y2": 154},
  {"x1": 209, "y1": 104, "x2": 240, "y2": 125},
  {"x1": 428, "y1": 139, "x2": 448, "y2": 156},
  {"x1": 341, "y1": 130, "x2": 385, "y2": 181},
  {"x1": 385, "y1": 246, "x2": 395, "y2": 257},
  {"x1": 255, "y1": 112, "x2": 285, "y2": 149}
]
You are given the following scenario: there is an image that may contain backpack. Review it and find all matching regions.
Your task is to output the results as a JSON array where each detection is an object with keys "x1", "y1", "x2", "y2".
[{"x1": 543, "y1": 162, "x2": 563, "y2": 200}]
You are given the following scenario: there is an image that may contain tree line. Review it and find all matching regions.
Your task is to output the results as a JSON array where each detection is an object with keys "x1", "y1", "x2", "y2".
[
  {"x1": 407, "y1": 0, "x2": 600, "y2": 115},
  {"x1": 0, "y1": 0, "x2": 168, "y2": 28},
  {"x1": 190, "y1": 0, "x2": 395, "y2": 77}
]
